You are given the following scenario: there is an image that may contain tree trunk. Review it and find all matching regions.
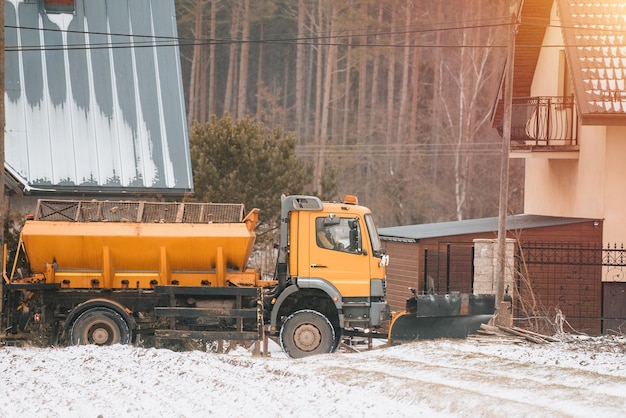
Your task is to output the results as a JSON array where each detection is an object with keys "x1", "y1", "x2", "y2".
[
  {"x1": 295, "y1": 0, "x2": 306, "y2": 140},
  {"x1": 208, "y1": 0, "x2": 217, "y2": 117},
  {"x1": 255, "y1": 24, "x2": 264, "y2": 120},
  {"x1": 313, "y1": 0, "x2": 323, "y2": 143},
  {"x1": 187, "y1": 0, "x2": 205, "y2": 126},
  {"x1": 369, "y1": 4, "x2": 383, "y2": 139},
  {"x1": 397, "y1": 0, "x2": 412, "y2": 146},
  {"x1": 237, "y1": 0, "x2": 250, "y2": 119},
  {"x1": 314, "y1": 4, "x2": 337, "y2": 195},
  {"x1": 357, "y1": 4, "x2": 368, "y2": 140},
  {"x1": 342, "y1": 35, "x2": 352, "y2": 146},
  {"x1": 386, "y1": 3, "x2": 397, "y2": 169},
  {"x1": 410, "y1": 26, "x2": 421, "y2": 142},
  {"x1": 431, "y1": 0, "x2": 443, "y2": 182},
  {"x1": 224, "y1": 0, "x2": 241, "y2": 115}
]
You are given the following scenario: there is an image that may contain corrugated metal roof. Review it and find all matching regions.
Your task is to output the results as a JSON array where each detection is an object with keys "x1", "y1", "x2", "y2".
[
  {"x1": 558, "y1": 0, "x2": 626, "y2": 124},
  {"x1": 379, "y1": 214, "x2": 596, "y2": 241},
  {"x1": 4, "y1": 0, "x2": 192, "y2": 194}
]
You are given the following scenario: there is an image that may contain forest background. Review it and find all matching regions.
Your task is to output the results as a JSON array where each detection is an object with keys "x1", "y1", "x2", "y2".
[{"x1": 175, "y1": 0, "x2": 525, "y2": 228}]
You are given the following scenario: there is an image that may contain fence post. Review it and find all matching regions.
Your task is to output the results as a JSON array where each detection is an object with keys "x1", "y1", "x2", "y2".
[{"x1": 473, "y1": 238, "x2": 516, "y2": 327}]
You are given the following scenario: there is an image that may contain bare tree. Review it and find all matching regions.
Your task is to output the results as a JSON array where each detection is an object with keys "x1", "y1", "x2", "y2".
[
  {"x1": 386, "y1": 2, "x2": 397, "y2": 148},
  {"x1": 208, "y1": 0, "x2": 217, "y2": 117},
  {"x1": 396, "y1": 0, "x2": 413, "y2": 143},
  {"x1": 295, "y1": 0, "x2": 307, "y2": 140},
  {"x1": 356, "y1": 3, "x2": 368, "y2": 140},
  {"x1": 174, "y1": 0, "x2": 518, "y2": 226},
  {"x1": 236, "y1": 0, "x2": 250, "y2": 119},
  {"x1": 313, "y1": 4, "x2": 337, "y2": 195},
  {"x1": 368, "y1": 3, "x2": 383, "y2": 140},
  {"x1": 409, "y1": 25, "x2": 421, "y2": 141},
  {"x1": 437, "y1": 1, "x2": 507, "y2": 220},
  {"x1": 182, "y1": 0, "x2": 209, "y2": 125},
  {"x1": 341, "y1": 33, "x2": 352, "y2": 146},
  {"x1": 223, "y1": 0, "x2": 241, "y2": 115}
]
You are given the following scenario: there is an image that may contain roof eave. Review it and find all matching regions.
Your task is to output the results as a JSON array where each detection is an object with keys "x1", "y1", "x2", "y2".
[{"x1": 580, "y1": 114, "x2": 626, "y2": 126}]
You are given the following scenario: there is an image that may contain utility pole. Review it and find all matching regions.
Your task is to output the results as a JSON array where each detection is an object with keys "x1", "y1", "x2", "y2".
[{"x1": 495, "y1": 7, "x2": 519, "y2": 325}]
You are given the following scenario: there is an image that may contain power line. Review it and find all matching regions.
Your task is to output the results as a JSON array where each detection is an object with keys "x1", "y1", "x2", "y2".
[
  {"x1": 295, "y1": 143, "x2": 504, "y2": 157},
  {"x1": 7, "y1": 15, "x2": 623, "y2": 53}
]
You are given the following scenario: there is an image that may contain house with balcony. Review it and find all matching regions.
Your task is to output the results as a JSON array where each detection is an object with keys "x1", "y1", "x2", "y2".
[
  {"x1": 503, "y1": 0, "x2": 626, "y2": 243},
  {"x1": 379, "y1": 0, "x2": 626, "y2": 335},
  {"x1": 497, "y1": 0, "x2": 626, "y2": 330}
]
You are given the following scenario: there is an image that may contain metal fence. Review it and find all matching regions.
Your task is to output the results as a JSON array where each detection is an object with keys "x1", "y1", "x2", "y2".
[
  {"x1": 423, "y1": 241, "x2": 626, "y2": 334},
  {"x1": 34, "y1": 199, "x2": 245, "y2": 223},
  {"x1": 518, "y1": 242, "x2": 626, "y2": 334}
]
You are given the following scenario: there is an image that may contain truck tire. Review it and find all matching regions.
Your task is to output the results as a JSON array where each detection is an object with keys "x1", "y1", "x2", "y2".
[
  {"x1": 70, "y1": 307, "x2": 131, "y2": 346},
  {"x1": 279, "y1": 309, "x2": 336, "y2": 358}
]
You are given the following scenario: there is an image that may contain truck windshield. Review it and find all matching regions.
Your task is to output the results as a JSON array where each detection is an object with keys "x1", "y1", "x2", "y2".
[{"x1": 364, "y1": 214, "x2": 382, "y2": 256}]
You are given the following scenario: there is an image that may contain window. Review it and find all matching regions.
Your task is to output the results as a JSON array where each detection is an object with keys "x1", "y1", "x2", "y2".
[
  {"x1": 364, "y1": 213, "x2": 382, "y2": 256},
  {"x1": 315, "y1": 217, "x2": 361, "y2": 253},
  {"x1": 44, "y1": 0, "x2": 75, "y2": 13}
]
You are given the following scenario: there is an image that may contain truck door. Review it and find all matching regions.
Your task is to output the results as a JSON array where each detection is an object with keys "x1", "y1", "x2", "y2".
[{"x1": 306, "y1": 213, "x2": 370, "y2": 297}]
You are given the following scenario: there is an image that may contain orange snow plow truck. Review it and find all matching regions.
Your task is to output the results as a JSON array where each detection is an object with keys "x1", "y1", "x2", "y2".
[{"x1": 1, "y1": 195, "x2": 391, "y2": 357}]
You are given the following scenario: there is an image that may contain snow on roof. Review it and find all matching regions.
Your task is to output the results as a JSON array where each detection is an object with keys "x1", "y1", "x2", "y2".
[
  {"x1": 379, "y1": 214, "x2": 595, "y2": 241},
  {"x1": 558, "y1": 0, "x2": 626, "y2": 124},
  {"x1": 4, "y1": 0, "x2": 193, "y2": 194}
]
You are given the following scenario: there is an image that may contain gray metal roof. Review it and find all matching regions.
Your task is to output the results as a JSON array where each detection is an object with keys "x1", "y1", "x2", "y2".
[
  {"x1": 4, "y1": 0, "x2": 192, "y2": 194},
  {"x1": 379, "y1": 214, "x2": 597, "y2": 242}
]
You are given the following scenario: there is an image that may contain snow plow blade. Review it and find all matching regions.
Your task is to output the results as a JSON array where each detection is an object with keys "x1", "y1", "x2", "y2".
[{"x1": 388, "y1": 293, "x2": 495, "y2": 344}]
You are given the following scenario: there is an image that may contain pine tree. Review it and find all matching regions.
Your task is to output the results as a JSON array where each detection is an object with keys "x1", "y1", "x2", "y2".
[{"x1": 189, "y1": 114, "x2": 313, "y2": 233}]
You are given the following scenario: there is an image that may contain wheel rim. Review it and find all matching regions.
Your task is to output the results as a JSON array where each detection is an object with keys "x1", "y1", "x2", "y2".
[
  {"x1": 71, "y1": 308, "x2": 130, "y2": 346},
  {"x1": 280, "y1": 309, "x2": 336, "y2": 358},
  {"x1": 293, "y1": 323, "x2": 322, "y2": 352},
  {"x1": 88, "y1": 324, "x2": 114, "y2": 345}
]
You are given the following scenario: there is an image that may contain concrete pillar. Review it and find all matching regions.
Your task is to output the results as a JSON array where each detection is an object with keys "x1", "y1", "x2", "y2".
[
  {"x1": 473, "y1": 238, "x2": 516, "y2": 295},
  {"x1": 473, "y1": 238, "x2": 516, "y2": 326}
]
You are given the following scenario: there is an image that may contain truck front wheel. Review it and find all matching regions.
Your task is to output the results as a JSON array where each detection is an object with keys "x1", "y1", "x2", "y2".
[
  {"x1": 70, "y1": 308, "x2": 131, "y2": 346},
  {"x1": 279, "y1": 310, "x2": 336, "y2": 358}
]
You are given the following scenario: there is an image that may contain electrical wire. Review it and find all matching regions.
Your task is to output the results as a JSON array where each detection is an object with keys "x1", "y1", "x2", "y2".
[
  {"x1": 295, "y1": 142, "x2": 505, "y2": 158},
  {"x1": 6, "y1": 12, "x2": 624, "y2": 53}
]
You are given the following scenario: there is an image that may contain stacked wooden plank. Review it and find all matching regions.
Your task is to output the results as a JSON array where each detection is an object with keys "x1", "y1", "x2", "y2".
[{"x1": 474, "y1": 324, "x2": 560, "y2": 344}]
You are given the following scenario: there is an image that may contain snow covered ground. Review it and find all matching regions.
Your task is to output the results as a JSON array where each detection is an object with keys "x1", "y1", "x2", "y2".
[{"x1": 1, "y1": 335, "x2": 625, "y2": 417}]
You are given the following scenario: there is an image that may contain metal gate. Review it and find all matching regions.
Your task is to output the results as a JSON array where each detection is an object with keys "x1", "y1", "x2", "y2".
[
  {"x1": 601, "y1": 245, "x2": 626, "y2": 334},
  {"x1": 423, "y1": 242, "x2": 475, "y2": 294},
  {"x1": 422, "y1": 241, "x2": 626, "y2": 335}
]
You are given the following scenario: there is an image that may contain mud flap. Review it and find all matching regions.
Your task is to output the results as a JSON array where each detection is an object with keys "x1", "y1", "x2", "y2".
[{"x1": 388, "y1": 312, "x2": 494, "y2": 344}]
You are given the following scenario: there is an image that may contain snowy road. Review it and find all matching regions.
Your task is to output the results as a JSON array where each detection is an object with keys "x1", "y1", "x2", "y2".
[{"x1": 0, "y1": 336, "x2": 624, "y2": 417}]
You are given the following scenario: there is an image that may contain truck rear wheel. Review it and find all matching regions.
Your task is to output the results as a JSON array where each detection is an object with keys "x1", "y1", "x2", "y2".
[
  {"x1": 70, "y1": 308, "x2": 131, "y2": 346},
  {"x1": 279, "y1": 309, "x2": 336, "y2": 358}
]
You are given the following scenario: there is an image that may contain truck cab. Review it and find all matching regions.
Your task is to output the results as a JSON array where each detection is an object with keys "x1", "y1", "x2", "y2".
[{"x1": 270, "y1": 195, "x2": 389, "y2": 357}]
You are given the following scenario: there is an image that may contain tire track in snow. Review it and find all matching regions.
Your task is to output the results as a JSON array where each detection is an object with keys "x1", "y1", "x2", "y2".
[{"x1": 297, "y1": 343, "x2": 626, "y2": 417}]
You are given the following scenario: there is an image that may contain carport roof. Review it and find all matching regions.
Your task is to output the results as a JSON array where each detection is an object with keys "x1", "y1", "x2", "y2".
[{"x1": 378, "y1": 214, "x2": 597, "y2": 242}]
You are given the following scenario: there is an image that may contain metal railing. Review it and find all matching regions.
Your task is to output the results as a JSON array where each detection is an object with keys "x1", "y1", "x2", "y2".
[
  {"x1": 34, "y1": 199, "x2": 245, "y2": 223},
  {"x1": 504, "y1": 96, "x2": 578, "y2": 147}
]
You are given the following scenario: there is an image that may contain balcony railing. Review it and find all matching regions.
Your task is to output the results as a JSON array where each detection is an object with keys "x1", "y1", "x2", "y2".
[{"x1": 500, "y1": 96, "x2": 578, "y2": 149}]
